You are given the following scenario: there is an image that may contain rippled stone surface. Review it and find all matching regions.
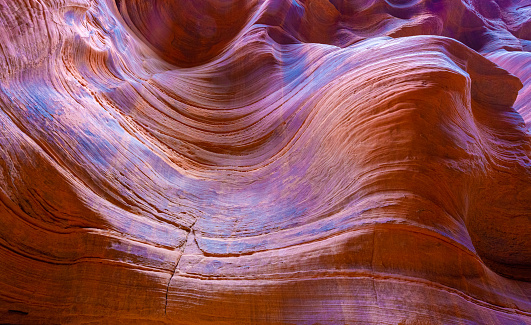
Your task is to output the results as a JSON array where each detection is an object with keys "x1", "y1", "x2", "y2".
[{"x1": 0, "y1": 0, "x2": 530, "y2": 323}]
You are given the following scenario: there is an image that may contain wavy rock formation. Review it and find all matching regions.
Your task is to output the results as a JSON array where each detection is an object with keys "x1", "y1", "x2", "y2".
[{"x1": 0, "y1": 0, "x2": 530, "y2": 324}]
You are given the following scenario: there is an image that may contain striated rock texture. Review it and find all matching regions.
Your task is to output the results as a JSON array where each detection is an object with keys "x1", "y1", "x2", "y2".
[{"x1": 0, "y1": 0, "x2": 531, "y2": 324}]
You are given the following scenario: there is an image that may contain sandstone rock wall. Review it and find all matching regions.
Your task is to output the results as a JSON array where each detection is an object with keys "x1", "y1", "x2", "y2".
[{"x1": 0, "y1": 0, "x2": 530, "y2": 323}]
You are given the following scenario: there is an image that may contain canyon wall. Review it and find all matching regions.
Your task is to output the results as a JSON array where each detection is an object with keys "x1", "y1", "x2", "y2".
[{"x1": 0, "y1": 0, "x2": 530, "y2": 323}]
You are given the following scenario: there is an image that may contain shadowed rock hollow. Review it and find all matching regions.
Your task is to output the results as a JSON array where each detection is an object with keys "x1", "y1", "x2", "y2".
[{"x1": 0, "y1": 0, "x2": 530, "y2": 324}]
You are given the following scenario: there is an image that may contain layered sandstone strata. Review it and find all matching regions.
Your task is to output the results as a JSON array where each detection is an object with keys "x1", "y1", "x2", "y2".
[{"x1": 0, "y1": 0, "x2": 530, "y2": 324}]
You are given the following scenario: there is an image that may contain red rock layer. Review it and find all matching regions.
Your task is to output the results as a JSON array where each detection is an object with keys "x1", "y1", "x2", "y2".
[{"x1": 0, "y1": 0, "x2": 530, "y2": 324}]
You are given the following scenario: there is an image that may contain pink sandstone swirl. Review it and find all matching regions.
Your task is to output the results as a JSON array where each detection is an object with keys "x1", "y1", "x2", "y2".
[{"x1": 0, "y1": 0, "x2": 530, "y2": 323}]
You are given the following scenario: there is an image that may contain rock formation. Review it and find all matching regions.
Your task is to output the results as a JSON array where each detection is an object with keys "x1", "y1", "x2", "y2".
[{"x1": 0, "y1": 0, "x2": 530, "y2": 323}]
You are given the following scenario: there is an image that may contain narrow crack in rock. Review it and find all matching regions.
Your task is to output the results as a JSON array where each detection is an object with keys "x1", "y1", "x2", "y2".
[
  {"x1": 164, "y1": 219, "x2": 198, "y2": 315},
  {"x1": 371, "y1": 228, "x2": 380, "y2": 307}
]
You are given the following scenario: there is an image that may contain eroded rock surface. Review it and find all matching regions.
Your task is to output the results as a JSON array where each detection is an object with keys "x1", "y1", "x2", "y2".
[{"x1": 0, "y1": 0, "x2": 530, "y2": 324}]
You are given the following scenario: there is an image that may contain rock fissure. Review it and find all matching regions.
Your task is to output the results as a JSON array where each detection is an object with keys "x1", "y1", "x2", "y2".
[{"x1": 164, "y1": 218, "x2": 198, "y2": 316}]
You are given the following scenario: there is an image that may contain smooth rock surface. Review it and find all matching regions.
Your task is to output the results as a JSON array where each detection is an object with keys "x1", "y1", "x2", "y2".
[{"x1": 0, "y1": 0, "x2": 530, "y2": 324}]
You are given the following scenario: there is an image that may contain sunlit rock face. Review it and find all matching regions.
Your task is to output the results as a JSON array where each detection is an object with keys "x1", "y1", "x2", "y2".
[{"x1": 0, "y1": 0, "x2": 530, "y2": 323}]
